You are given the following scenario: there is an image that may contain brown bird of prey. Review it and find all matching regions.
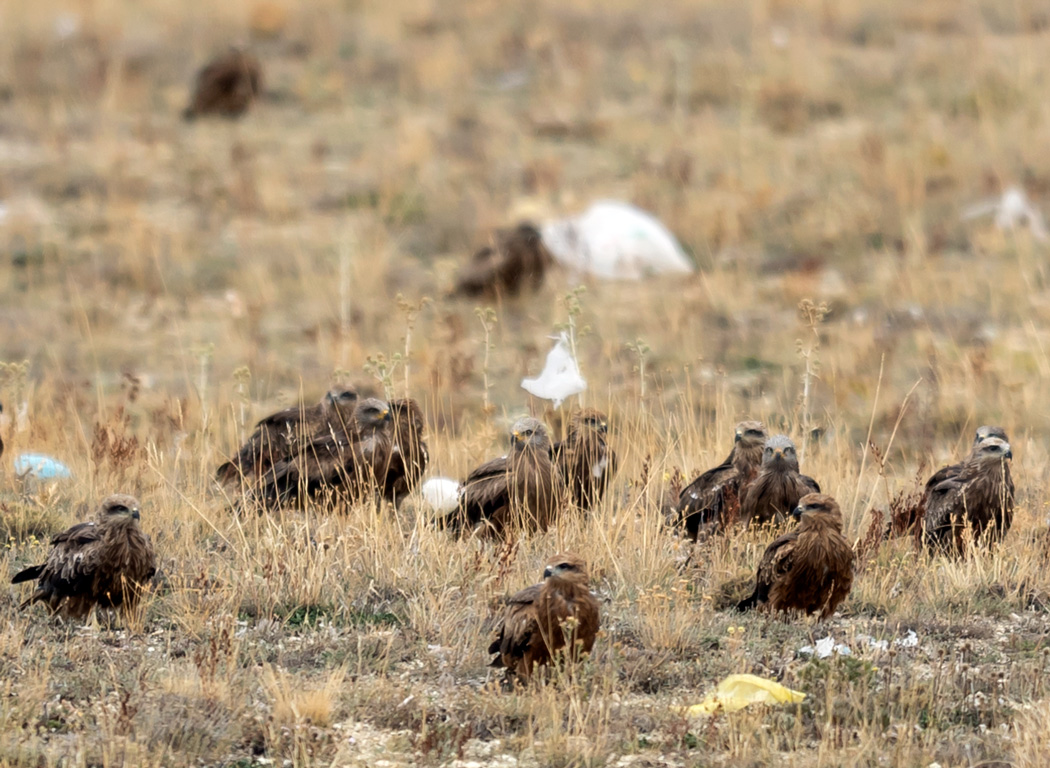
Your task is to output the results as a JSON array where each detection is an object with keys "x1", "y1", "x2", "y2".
[
  {"x1": 551, "y1": 409, "x2": 617, "y2": 510},
  {"x1": 12, "y1": 494, "x2": 156, "y2": 619},
  {"x1": 259, "y1": 398, "x2": 393, "y2": 510},
  {"x1": 916, "y1": 425, "x2": 1009, "y2": 526},
  {"x1": 489, "y1": 553, "x2": 601, "y2": 682},
  {"x1": 923, "y1": 436, "x2": 1014, "y2": 554},
  {"x1": 183, "y1": 48, "x2": 262, "y2": 120},
  {"x1": 740, "y1": 435, "x2": 820, "y2": 527},
  {"x1": 382, "y1": 398, "x2": 429, "y2": 507},
  {"x1": 446, "y1": 417, "x2": 565, "y2": 537},
  {"x1": 737, "y1": 493, "x2": 853, "y2": 618},
  {"x1": 453, "y1": 223, "x2": 553, "y2": 298},
  {"x1": 675, "y1": 420, "x2": 768, "y2": 540},
  {"x1": 216, "y1": 387, "x2": 359, "y2": 488}
]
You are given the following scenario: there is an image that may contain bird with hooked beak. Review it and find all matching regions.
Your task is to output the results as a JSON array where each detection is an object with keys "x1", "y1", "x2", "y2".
[
  {"x1": 674, "y1": 420, "x2": 768, "y2": 539},
  {"x1": 12, "y1": 494, "x2": 157, "y2": 620},
  {"x1": 255, "y1": 398, "x2": 395, "y2": 510},
  {"x1": 737, "y1": 493, "x2": 854, "y2": 619},
  {"x1": 489, "y1": 553, "x2": 601, "y2": 682},
  {"x1": 740, "y1": 435, "x2": 820, "y2": 527},
  {"x1": 444, "y1": 417, "x2": 567, "y2": 537},
  {"x1": 923, "y1": 436, "x2": 1015, "y2": 555},
  {"x1": 216, "y1": 385, "x2": 360, "y2": 490}
]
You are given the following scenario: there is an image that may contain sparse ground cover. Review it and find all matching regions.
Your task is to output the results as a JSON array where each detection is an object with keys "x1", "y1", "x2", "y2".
[{"x1": 3, "y1": 0, "x2": 1050, "y2": 765}]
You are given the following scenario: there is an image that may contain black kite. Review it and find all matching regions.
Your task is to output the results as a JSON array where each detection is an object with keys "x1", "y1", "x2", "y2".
[
  {"x1": 489, "y1": 553, "x2": 601, "y2": 681},
  {"x1": 258, "y1": 398, "x2": 393, "y2": 510},
  {"x1": 740, "y1": 435, "x2": 820, "y2": 527},
  {"x1": 382, "y1": 398, "x2": 429, "y2": 507},
  {"x1": 446, "y1": 417, "x2": 566, "y2": 537},
  {"x1": 12, "y1": 494, "x2": 156, "y2": 619},
  {"x1": 551, "y1": 409, "x2": 617, "y2": 510},
  {"x1": 453, "y1": 223, "x2": 553, "y2": 298},
  {"x1": 183, "y1": 48, "x2": 262, "y2": 120},
  {"x1": 923, "y1": 436, "x2": 1014, "y2": 554},
  {"x1": 216, "y1": 386, "x2": 359, "y2": 489},
  {"x1": 675, "y1": 420, "x2": 768, "y2": 539},
  {"x1": 738, "y1": 493, "x2": 853, "y2": 619}
]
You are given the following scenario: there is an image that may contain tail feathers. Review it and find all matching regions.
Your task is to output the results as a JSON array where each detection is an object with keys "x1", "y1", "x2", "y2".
[{"x1": 11, "y1": 564, "x2": 44, "y2": 584}]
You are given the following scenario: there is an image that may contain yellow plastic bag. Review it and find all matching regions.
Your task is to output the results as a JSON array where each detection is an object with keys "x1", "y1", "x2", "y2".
[{"x1": 678, "y1": 674, "x2": 806, "y2": 717}]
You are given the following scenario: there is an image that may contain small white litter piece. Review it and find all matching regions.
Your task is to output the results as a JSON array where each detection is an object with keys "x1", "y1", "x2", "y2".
[
  {"x1": 894, "y1": 629, "x2": 919, "y2": 648},
  {"x1": 420, "y1": 477, "x2": 460, "y2": 514},
  {"x1": 541, "y1": 200, "x2": 696, "y2": 279},
  {"x1": 521, "y1": 332, "x2": 587, "y2": 407},
  {"x1": 799, "y1": 636, "x2": 852, "y2": 659},
  {"x1": 962, "y1": 186, "x2": 1049, "y2": 242},
  {"x1": 857, "y1": 635, "x2": 890, "y2": 652},
  {"x1": 13, "y1": 453, "x2": 73, "y2": 480}
]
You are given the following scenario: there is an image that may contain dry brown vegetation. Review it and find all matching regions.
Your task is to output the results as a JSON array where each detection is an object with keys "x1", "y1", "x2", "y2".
[{"x1": 3, "y1": 0, "x2": 1050, "y2": 765}]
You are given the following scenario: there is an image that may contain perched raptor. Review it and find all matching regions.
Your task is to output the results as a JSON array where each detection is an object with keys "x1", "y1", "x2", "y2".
[
  {"x1": 216, "y1": 387, "x2": 359, "y2": 489},
  {"x1": 445, "y1": 417, "x2": 566, "y2": 537},
  {"x1": 12, "y1": 494, "x2": 156, "y2": 619},
  {"x1": 738, "y1": 493, "x2": 853, "y2": 619},
  {"x1": 488, "y1": 553, "x2": 600, "y2": 682},
  {"x1": 258, "y1": 398, "x2": 393, "y2": 510},
  {"x1": 183, "y1": 48, "x2": 262, "y2": 120},
  {"x1": 674, "y1": 420, "x2": 768, "y2": 539},
  {"x1": 914, "y1": 426, "x2": 1010, "y2": 536},
  {"x1": 923, "y1": 436, "x2": 1014, "y2": 554},
  {"x1": 740, "y1": 435, "x2": 820, "y2": 527},
  {"x1": 551, "y1": 409, "x2": 616, "y2": 510},
  {"x1": 453, "y1": 223, "x2": 553, "y2": 298}
]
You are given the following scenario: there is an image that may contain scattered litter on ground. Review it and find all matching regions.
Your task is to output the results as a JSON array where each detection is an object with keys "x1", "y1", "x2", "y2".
[
  {"x1": 521, "y1": 332, "x2": 587, "y2": 407},
  {"x1": 541, "y1": 200, "x2": 696, "y2": 279}
]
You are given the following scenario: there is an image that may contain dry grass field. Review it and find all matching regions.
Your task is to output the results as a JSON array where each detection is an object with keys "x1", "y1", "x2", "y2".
[{"x1": 4, "y1": 0, "x2": 1050, "y2": 765}]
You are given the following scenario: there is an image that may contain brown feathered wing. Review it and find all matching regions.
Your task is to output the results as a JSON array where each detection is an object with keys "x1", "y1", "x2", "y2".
[{"x1": 382, "y1": 399, "x2": 429, "y2": 505}]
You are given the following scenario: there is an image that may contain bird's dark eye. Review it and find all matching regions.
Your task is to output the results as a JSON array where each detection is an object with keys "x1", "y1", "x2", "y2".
[
  {"x1": 559, "y1": 562, "x2": 575, "y2": 571},
  {"x1": 110, "y1": 505, "x2": 128, "y2": 514}
]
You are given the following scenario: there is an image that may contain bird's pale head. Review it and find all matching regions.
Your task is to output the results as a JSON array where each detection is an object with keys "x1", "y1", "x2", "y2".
[
  {"x1": 791, "y1": 493, "x2": 843, "y2": 531},
  {"x1": 762, "y1": 434, "x2": 799, "y2": 469},
  {"x1": 973, "y1": 436, "x2": 1012, "y2": 462},
  {"x1": 354, "y1": 398, "x2": 393, "y2": 432},
  {"x1": 542, "y1": 553, "x2": 590, "y2": 584},
  {"x1": 735, "y1": 420, "x2": 768, "y2": 446},
  {"x1": 574, "y1": 408, "x2": 609, "y2": 436},
  {"x1": 974, "y1": 425, "x2": 1009, "y2": 447},
  {"x1": 511, "y1": 417, "x2": 551, "y2": 452},
  {"x1": 98, "y1": 494, "x2": 142, "y2": 522}
]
